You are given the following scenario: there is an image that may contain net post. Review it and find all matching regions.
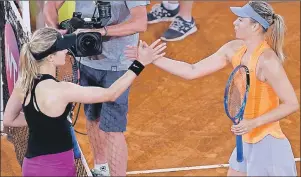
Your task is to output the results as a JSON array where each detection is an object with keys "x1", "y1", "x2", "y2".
[
  {"x1": 1, "y1": 2, "x2": 92, "y2": 175},
  {"x1": 19, "y1": 1, "x2": 31, "y2": 32},
  {"x1": 0, "y1": 1, "x2": 5, "y2": 134},
  {"x1": 0, "y1": 73, "x2": 3, "y2": 134}
]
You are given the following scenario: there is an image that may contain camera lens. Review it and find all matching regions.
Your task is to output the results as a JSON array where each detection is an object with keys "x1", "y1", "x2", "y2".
[
  {"x1": 82, "y1": 36, "x2": 96, "y2": 49},
  {"x1": 77, "y1": 33, "x2": 102, "y2": 56}
]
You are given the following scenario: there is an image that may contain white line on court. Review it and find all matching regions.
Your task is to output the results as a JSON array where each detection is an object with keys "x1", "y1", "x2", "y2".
[{"x1": 126, "y1": 158, "x2": 301, "y2": 175}]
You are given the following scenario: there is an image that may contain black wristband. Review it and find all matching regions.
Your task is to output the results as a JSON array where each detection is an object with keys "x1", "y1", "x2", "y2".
[{"x1": 128, "y1": 60, "x2": 145, "y2": 76}]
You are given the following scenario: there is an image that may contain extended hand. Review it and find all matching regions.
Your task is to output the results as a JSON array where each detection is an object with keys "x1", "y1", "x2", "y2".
[
  {"x1": 136, "y1": 39, "x2": 166, "y2": 66},
  {"x1": 124, "y1": 39, "x2": 166, "y2": 65},
  {"x1": 124, "y1": 45, "x2": 138, "y2": 60}
]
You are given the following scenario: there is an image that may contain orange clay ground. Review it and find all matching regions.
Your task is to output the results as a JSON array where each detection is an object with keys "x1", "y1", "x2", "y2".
[{"x1": 1, "y1": 1, "x2": 300, "y2": 176}]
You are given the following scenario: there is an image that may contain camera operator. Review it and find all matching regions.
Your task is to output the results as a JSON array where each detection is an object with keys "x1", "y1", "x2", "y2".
[{"x1": 44, "y1": 1, "x2": 149, "y2": 176}]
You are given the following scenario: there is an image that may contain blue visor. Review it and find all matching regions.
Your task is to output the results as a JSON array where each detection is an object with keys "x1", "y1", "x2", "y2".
[{"x1": 230, "y1": 4, "x2": 270, "y2": 30}]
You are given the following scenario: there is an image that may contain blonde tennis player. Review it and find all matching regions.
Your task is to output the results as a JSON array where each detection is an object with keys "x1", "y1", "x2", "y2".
[
  {"x1": 125, "y1": 1, "x2": 299, "y2": 176},
  {"x1": 3, "y1": 27, "x2": 166, "y2": 176}
]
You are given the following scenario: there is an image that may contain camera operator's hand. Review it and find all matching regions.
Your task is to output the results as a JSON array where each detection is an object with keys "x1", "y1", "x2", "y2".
[
  {"x1": 125, "y1": 39, "x2": 166, "y2": 66},
  {"x1": 73, "y1": 28, "x2": 105, "y2": 36},
  {"x1": 58, "y1": 29, "x2": 68, "y2": 35},
  {"x1": 73, "y1": 29, "x2": 88, "y2": 35}
]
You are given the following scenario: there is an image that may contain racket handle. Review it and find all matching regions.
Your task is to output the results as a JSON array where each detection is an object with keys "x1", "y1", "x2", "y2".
[
  {"x1": 70, "y1": 125, "x2": 81, "y2": 159},
  {"x1": 236, "y1": 135, "x2": 244, "y2": 162}
]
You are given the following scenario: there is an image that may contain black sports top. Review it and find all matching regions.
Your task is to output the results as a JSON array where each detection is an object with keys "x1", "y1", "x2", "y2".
[{"x1": 22, "y1": 74, "x2": 73, "y2": 158}]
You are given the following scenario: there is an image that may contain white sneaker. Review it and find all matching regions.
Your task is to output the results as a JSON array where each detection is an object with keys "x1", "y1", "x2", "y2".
[{"x1": 99, "y1": 165, "x2": 110, "y2": 176}]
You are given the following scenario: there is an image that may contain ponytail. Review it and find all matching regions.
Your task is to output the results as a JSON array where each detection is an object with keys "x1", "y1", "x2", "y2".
[
  {"x1": 269, "y1": 14, "x2": 286, "y2": 62},
  {"x1": 17, "y1": 43, "x2": 39, "y2": 93},
  {"x1": 249, "y1": 1, "x2": 286, "y2": 62},
  {"x1": 16, "y1": 27, "x2": 59, "y2": 94}
]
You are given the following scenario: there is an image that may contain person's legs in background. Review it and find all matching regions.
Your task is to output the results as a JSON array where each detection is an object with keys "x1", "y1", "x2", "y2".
[
  {"x1": 147, "y1": 1, "x2": 197, "y2": 41},
  {"x1": 79, "y1": 65, "x2": 110, "y2": 176},
  {"x1": 99, "y1": 70, "x2": 130, "y2": 176},
  {"x1": 80, "y1": 68, "x2": 130, "y2": 176}
]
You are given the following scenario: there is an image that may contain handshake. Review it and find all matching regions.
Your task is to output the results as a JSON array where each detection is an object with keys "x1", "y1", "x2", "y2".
[{"x1": 124, "y1": 39, "x2": 167, "y2": 67}]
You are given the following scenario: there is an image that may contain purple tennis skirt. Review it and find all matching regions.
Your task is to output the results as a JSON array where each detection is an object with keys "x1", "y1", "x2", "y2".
[{"x1": 22, "y1": 149, "x2": 76, "y2": 176}]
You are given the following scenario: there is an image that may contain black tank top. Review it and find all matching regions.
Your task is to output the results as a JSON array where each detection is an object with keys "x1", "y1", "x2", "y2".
[{"x1": 22, "y1": 74, "x2": 73, "y2": 158}]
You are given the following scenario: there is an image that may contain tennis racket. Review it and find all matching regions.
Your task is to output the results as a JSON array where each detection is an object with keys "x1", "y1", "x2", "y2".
[
  {"x1": 56, "y1": 51, "x2": 93, "y2": 176},
  {"x1": 55, "y1": 51, "x2": 82, "y2": 157},
  {"x1": 224, "y1": 64, "x2": 250, "y2": 162}
]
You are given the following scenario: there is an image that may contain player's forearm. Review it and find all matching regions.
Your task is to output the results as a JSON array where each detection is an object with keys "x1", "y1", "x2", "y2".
[
  {"x1": 44, "y1": 4, "x2": 60, "y2": 28},
  {"x1": 100, "y1": 18, "x2": 147, "y2": 37},
  {"x1": 253, "y1": 103, "x2": 299, "y2": 127},
  {"x1": 3, "y1": 112, "x2": 27, "y2": 127},
  {"x1": 153, "y1": 57, "x2": 195, "y2": 80},
  {"x1": 108, "y1": 70, "x2": 137, "y2": 101}
]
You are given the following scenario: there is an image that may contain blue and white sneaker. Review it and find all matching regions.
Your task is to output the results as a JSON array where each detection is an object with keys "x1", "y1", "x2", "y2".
[
  {"x1": 91, "y1": 169, "x2": 103, "y2": 177},
  {"x1": 161, "y1": 16, "x2": 198, "y2": 42},
  {"x1": 147, "y1": 3, "x2": 179, "y2": 24},
  {"x1": 91, "y1": 165, "x2": 110, "y2": 177}
]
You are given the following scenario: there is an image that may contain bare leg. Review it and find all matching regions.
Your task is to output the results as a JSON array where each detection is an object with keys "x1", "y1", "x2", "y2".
[
  {"x1": 227, "y1": 168, "x2": 247, "y2": 176},
  {"x1": 161, "y1": 1, "x2": 197, "y2": 41},
  {"x1": 86, "y1": 118, "x2": 107, "y2": 166},
  {"x1": 105, "y1": 132, "x2": 128, "y2": 176},
  {"x1": 177, "y1": 1, "x2": 194, "y2": 21}
]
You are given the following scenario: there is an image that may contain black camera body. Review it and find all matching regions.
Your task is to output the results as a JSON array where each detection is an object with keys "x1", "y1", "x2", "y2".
[{"x1": 59, "y1": 1, "x2": 111, "y2": 57}]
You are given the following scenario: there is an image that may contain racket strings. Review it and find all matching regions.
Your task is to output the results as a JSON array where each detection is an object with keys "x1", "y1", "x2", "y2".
[
  {"x1": 56, "y1": 55, "x2": 78, "y2": 83},
  {"x1": 227, "y1": 68, "x2": 248, "y2": 121},
  {"x1": 55, "y1": 55, "x2": 80, "y2": 123}
]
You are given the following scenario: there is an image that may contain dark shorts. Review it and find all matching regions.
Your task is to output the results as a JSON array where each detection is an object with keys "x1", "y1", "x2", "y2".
[{"x1": 79, "y1": 64, "x2": 130, "y2": 132}]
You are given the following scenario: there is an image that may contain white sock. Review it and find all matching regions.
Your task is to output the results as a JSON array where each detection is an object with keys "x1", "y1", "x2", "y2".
[
  {"x1": 95, "y1": 163, "x2": 110, "y2": 176},
  {"x1": 162, "y1": 1, "x2": 179, "y2": 10},
  {"x1": 180, "y1": 16, "x2": 192, "y2": 22}
]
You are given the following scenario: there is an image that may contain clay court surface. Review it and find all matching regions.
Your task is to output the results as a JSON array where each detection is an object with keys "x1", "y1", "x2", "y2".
[{"x1": 1, "y1": 1, "x2": 300, "y2": 176}]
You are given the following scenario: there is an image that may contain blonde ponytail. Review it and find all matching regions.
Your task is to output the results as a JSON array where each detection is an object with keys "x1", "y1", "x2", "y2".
[
  {"x1": 269, "y1": 14, "x2": 286, "y2": 62},
  {"x1": 17, "y1": 43, "x2": 39, "y2": 93},
  {"x1": 16, "y1": 27, "x2": 59, "y2": 94},
  {"x1": 249, "y1": 1, "x2": 286, "y2": 62}
]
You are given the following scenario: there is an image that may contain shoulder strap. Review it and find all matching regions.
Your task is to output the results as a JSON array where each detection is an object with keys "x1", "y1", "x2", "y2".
[
  {"x1": 22, "y1": 85, "x2": 32, "y2": 106},
  {"x1": 28, "y1": 74, "x2": 57, "y2": 112},
  {"x1": 246, "y1": 41, "x2": 271, "y2": 108},
  {"x1": 231, "y1": 45, "x2": 247, "y2": 68},
  {"x1": 248, "y1": 41, "x2": 270, "y2": 73}
]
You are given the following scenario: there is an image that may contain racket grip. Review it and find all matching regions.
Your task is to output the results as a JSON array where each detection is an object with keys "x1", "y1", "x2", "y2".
[{"x1": 236, "y1": 135, "x2": 244, "y2": 162}]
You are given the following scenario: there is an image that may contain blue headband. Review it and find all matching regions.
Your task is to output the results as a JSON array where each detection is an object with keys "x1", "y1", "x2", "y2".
[{"x1": 230, "y1": 4, "x2": 270, "y2": 30}]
